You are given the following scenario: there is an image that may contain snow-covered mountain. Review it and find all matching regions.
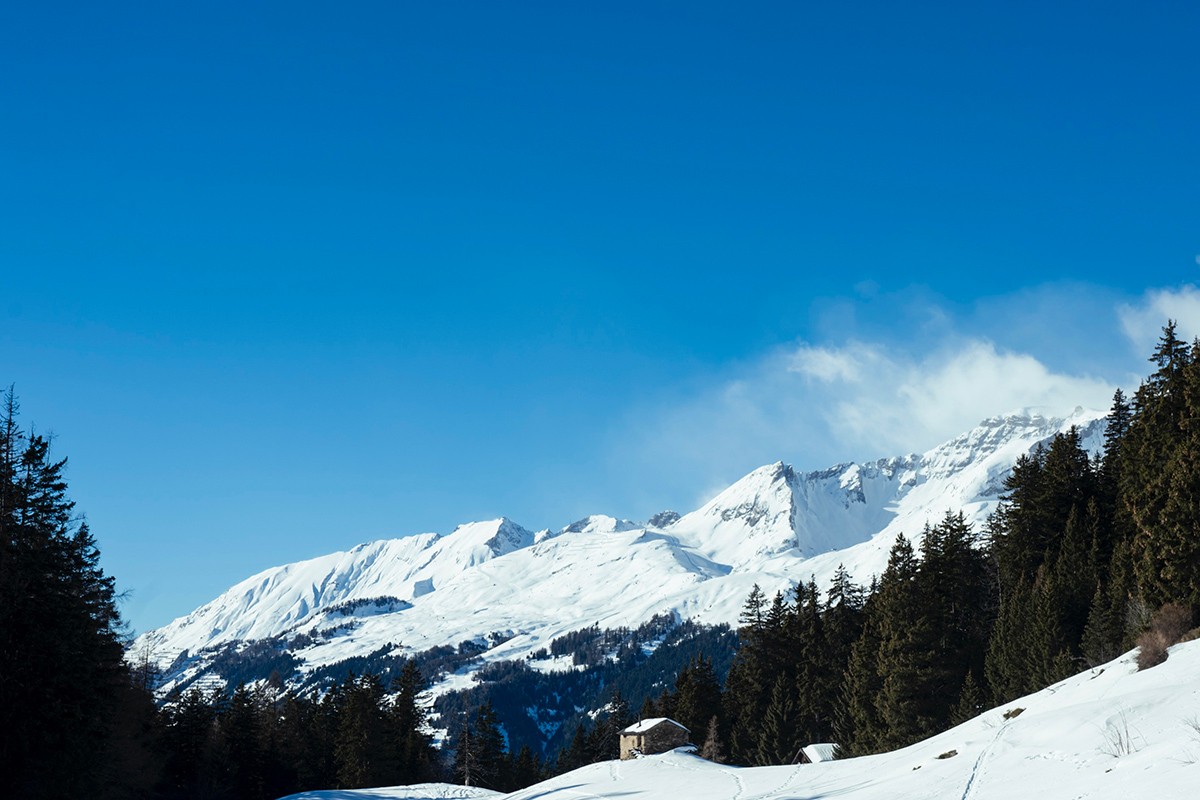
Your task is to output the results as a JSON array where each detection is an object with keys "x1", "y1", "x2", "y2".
[{"x1": 138, "y1": 407, "x2": 1106, "y2": 695}]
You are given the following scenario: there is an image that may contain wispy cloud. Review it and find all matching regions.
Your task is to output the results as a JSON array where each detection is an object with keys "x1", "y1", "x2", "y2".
[
  {"x1": 608, "y1": 282, "x2": 1200, "y2": 516},
  {"x1": 1118, "y1": 284, "x2": 1200, "y2": 353},
  {"x1": 619, "y1": 338, "x2": 1114, "y2": 504},
  {"x1": 789, "y1": 339, "x2": 1114, "y2": 457}
]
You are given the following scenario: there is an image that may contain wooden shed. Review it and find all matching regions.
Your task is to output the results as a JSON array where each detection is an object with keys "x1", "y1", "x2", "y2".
[{"x1": 619, "y1": 718, "x2": 690, "y2": 760}]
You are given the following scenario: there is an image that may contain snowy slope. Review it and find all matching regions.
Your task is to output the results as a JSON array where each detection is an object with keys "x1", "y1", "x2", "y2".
[
  {"x1": 278, "y1": 639, "x2": 1200, "y2": 800},
  {"x1": 278, "y1": 784, "x2": 499, "y2": 800},
  {"x1": 138, "y1": 407, "x2": 1106, "y2": 694}
]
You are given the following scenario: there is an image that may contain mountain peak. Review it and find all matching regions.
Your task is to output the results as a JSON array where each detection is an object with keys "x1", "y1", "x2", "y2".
[
  {"x1": 560, "y1": 515, "x2": 640, "y2": 535},
  {"x1": 445, "y1": 517, "x2": 534, "y2": 558},
  {"x1": 138, "y1": 407, "x2": 1118, "y2": 700},
  {"x1": 646, "y1": 510, "x2": 681, "y2": 529}
]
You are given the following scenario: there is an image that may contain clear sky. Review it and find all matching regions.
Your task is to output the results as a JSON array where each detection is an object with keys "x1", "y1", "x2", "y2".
[{"x1": 2, "y1": 1, "x2": 1198, "y2": 634}]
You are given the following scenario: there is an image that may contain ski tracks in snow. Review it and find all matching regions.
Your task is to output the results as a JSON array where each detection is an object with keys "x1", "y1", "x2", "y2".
[
  {"x1": 658, "y1": 754, "x2": 745, "y2": 800},
  {"x1": 961, "y1": 720, "x2": 1009, "y2": 800},
  {"x1": 728, "y1": 767, "x2": 746, "y2": 800}
]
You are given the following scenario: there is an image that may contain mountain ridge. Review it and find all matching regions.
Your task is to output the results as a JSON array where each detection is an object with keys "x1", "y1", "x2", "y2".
[{"x1": 137, "y1": 406, "x2": 1107, "y2": 697}]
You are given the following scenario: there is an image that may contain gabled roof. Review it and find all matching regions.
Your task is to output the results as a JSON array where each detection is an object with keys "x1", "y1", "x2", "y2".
[
  {"x1": 621, "y1": 717, "x2": 689, "y2": 734},
  {"x1": 801, "y1": 743, "x2": 838, "y2": 763}
]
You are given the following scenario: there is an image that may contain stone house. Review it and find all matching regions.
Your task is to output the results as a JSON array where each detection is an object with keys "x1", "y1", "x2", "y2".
[{"x1": 619, "y1": 718, "x2": 690, "y2": 760}]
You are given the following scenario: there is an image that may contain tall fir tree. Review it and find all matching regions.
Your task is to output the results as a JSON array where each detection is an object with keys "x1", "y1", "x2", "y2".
[
  {"x1": 389, "y1": 660, "x2": 437, "y2": 784},
  {"x1": 0, "y1": 390, "x2": 154, "y2": 799},
  {"x1": 334, "y1": 674, "x2": 394, "y2": 789}
]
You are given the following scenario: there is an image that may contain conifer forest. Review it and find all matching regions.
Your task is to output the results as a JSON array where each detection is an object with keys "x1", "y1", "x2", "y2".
[{"x1": 4, "y1": 322, "x2": 1200, "y2": 798}]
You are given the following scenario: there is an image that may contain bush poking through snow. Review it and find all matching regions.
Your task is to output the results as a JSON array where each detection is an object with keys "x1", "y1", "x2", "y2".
[
  {"x1": 1100, "y1": 712, "x2": 1141, "y2": 758},
  {"x1": 1136, "y1": 603, "x2": 1194, "y2": 670}
]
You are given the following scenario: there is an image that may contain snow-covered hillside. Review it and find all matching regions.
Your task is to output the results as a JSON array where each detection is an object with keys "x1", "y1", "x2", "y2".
[
  {"x1": 137, "y1": 407, "x2": 1105, "y2": 696},
  {"x1": 284, "y1": 639, "x2": 1200, "y2": 800}
]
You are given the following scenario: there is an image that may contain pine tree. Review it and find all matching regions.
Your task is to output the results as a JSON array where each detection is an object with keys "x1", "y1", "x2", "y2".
[
  {"x1": 585, "y1": 689, "x2": 633, "y2": 763},
  {"x1": 555, "y1": 724, "x2": 591, "y2": 773},
  {"x1": 220, "y1": 684, "x2": 267, "y2": 800},
  {"x1": 0, "y1": 393, "x2": 153, "y2": 798},
  {"x1": 162, "y1": 687, "x2": 222, "y2": 798},
  {"x1": 637, "y1": 695, "x2": 658, "y2": 721},
  {"x1": 724, "y1": 583, "x2": 777, "y2": 763},
  {"x1": 824, "y1": 564, "x2": 866, "y2": 669},
  {"x1": 838, "y1": 606, "x2": 883, "y2": 755},
  {"x1": 1135, "y1": 342, "x2": 1200, "y2": 609},
  {"x1": 789, "y1": 578, "x2": 833, "y2": 744},
  {"x1": 509, "y1": 744, "x2": 542, "y2": 789},
  {"x1": 1123, "y1": 324, "x2": 1193, "y2": 608},
  {"x1": 389, "y1": 660, "x2": 436, "y2": 783},
  {"x1": 756, "y1": 675, "x2": 801, "y2": 765},
  {"x1": 334, "y1": 674, "x2": 394, "y2": 789},
  {"x1": 276, "y1": 691, "x2": 337, "y2": 793},
  {"x1": 672, "y1": 656, "x2": 722, "y2": 736},
  {"x1": 949, "y1": 671, "x2": 984, "y2": 725},
  {"x1": 838, "y1": 536, "x2": 926, "y2": 755}
]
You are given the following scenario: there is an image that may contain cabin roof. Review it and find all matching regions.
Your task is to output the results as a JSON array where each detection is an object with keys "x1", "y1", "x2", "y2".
[
  {"x1": 801, "y1": 743, "x2": 838, "y2": 763},
  {"x1": 621, "y1": 717, "x2": 689, "y2": 734}
]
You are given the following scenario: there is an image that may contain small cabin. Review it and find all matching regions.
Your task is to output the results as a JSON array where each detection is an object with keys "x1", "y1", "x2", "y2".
[
  {"x1": 798, "y1": 743, "x2": 839, "y2": 764},
  {"x1": 619, "y1": 718, "x2": 690, "y2": 760}
]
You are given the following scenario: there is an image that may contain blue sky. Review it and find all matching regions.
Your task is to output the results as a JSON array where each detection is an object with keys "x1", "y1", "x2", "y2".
[{"x1": 2, "y1": 1, "x2": 1198, "y2": 634}]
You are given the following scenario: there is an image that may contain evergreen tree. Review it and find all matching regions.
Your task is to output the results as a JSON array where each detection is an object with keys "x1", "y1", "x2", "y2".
[
  {"x1": 1122, "y1": 323, "x2": 1193, "y2": 608},
  {"x1": 389, "y1": 660, "x2": 437, "y2": 784},
  {"x1": 838, "y1": 537, "x2": 920, "y2": 755},
  {"x1": 334, "y1": 674, "x2": 393, "y2": 789},
  {"x1": 555, "y1": 724, "x2": 591, "y2": 773},
  {"x1": 949, "y1": 671, "x2": 984, "y2": 726},
  {"x1": 0, "y1": 391, "x2": 153, "y2": 798},
  {"x1": 1135, "y1": 341, "x2": 1200, "y2": 609},
  {"x1": 218, "y1": 684, "x2": 267, "y2": 800},
  {"x1": 789, "y1": 578, "x2": 833, "y2": 744},
  {"x1": 756, "y1": 674, "x2": 801, "y2": 765},
  {"x1": 509, "y1": 744, "x2": 542, "y2": 789},
  {"x1": 637, "y1": 695, "x2": 658, "y2": 721},
  {"x1": 985, "y1": 577, "x2": 1035, "y2": 702},
  {"x1": 724, "y1": 583, "x2": 778, "y2": 763},
  {"x1": 276, "y1": 691, "x2": 337, "y2": 794},
  {"x1": 469, "y1": 703, "x2": 507, "y2": 789},
  {"x1": 671, "y1": 656, "x2": 722, "y2": 736},
  {"x1": 161, "y1": 687, "x2": 222, "y2": 799},
  {"x1": 823, "y1": 564, "x2": 866, "y2": 672}
]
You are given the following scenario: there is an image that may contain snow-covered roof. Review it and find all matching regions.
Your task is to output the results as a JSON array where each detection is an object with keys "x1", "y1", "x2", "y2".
[
  {"x1": 800, "y1": 743, "x2": 838, "y2": 763},
  {"x1": 622, "y1": 717, "x2": 689, "y2": 734}
]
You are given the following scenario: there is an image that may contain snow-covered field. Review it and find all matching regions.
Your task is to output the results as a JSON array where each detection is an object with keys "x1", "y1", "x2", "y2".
[
  {"x1": 285, "y1": 639, "x2": 1200, "y2": 800},
  {"x1": 278, "y1": 784, "x2": 500, "y2": 800}
]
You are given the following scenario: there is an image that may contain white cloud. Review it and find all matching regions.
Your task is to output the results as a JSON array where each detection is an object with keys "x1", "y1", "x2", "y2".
[
  {"x1": 1118, "y1": 284, "x2": 1200, "y2": 354},
  {"x1": 616, "y1": 337, "x2": 1115, "y2": 502},
  {"x1": 814, "y1": 339, "x2": 1114, "y2": 456},
  {"x1": 609, "y1": 282, "x2": 1200, "y2": 515},
  {"x1": 790, "y1": 343, "x2": 869, "y2": 383}
]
